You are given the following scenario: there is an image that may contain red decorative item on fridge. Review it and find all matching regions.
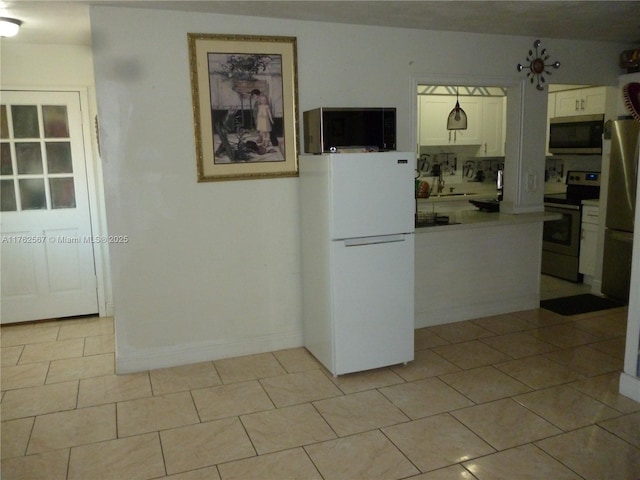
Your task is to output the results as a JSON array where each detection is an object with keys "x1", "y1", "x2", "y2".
[{"x1": 622, "y1": 82, "x2": 640, "y2": 123}]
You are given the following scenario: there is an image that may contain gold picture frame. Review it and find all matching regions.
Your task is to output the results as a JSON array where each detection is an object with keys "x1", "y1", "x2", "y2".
[{"x1": 188, "y1": 33, "x2": 299, "y2": 182}]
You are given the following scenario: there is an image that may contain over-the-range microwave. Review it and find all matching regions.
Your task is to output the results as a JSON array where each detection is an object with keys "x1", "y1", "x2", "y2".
[
  {"x1": 303, "y1": 107, "x2": 396, "y2": 154},
  {"x1": 548, "y1": 114, "x2": 604, "y2": 155}
]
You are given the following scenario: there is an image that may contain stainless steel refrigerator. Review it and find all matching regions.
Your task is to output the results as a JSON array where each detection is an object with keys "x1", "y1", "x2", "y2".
[{"x1": 602, "y1": 119, "x2": 640, "y2": 302}]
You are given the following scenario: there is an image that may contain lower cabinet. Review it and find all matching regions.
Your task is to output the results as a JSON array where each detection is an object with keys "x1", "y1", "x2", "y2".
[{"x1": 579, "y1": 205, "x2": 599, "y2": 277}]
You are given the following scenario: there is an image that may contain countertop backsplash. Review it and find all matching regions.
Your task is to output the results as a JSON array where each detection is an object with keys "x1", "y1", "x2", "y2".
[
  {"x1": 416, "y1": 149, "x2": 603, "y2": 205},
  {"x1": 418, "y1": 145, "x2": 504, "y2": 185},
  {"x1": 544, "y1": 154, "x2": 602, "y2": 186}
]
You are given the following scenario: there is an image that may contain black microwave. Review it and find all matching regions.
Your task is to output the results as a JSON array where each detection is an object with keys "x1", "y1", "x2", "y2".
[
  {"x1": 549, "y1": 114, "x2": 604, "y2": 154},
  {"x1": 303, "y1": 107, "x2": 396, "y2": 153}
]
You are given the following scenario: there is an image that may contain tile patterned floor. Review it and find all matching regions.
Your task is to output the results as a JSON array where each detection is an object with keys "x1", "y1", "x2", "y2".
[{"x1": 2, "y1": 279, "x2": 640, "y2": 479}]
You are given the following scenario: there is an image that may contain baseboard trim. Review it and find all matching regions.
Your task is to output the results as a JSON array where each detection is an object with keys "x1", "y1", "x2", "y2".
[
  {"x1": 115, "y1": 331, "x2": 304, "y2": 374},
  {"x1": 415, "y1": 294, "x2": 539, "y2": 328},
  {"x1": 619, "y1": 372, "x2": 640, "y2": 402}
]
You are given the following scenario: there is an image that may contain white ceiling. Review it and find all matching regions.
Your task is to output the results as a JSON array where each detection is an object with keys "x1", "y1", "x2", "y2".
[{"x1": 1, "y1": 1, "x2": 639, "y2": 47}]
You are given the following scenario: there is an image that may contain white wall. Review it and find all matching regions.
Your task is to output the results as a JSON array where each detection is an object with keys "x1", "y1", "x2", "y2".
[
  {"x1": 0, "y1": 42, "x2": 113, "y2": 318},
  {"x1": 0, "y1": 43, "x2": 95, "y2": 86},
  {"x1": 89, "y1": 6, "x2": 627, "y2": 373}
]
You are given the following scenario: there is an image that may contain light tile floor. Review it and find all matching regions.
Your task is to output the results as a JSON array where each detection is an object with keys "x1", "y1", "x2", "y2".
[{"x1": 2, "y1": 278, "x2": 640, "y2": 479}]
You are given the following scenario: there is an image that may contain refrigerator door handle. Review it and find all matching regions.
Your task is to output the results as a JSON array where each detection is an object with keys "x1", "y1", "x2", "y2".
[
  {"x1": 344, "y1": 234, "x2": 406, "y2": 247},
  {"x1": 609, "y1": 230, "x2": 634, "y2": 243}
]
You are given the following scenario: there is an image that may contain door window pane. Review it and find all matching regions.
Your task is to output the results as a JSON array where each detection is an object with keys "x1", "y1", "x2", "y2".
[
  {"x1": 1, "y1": 105, "x2": 8, "y2": 139},
  {"x1": 11, "y1": 105, "x2": 40, "y2": 138},
  {"x1": 1, "y1": 179, "x2": 17, "y2": 211},
  {"x1": 49, "y1": 177, "x2": 76, "y2": 209},
  {"x1": 19, "y1": 178, "x2": 46, "y2": 210},
  {"x1": 43, "y1": 105, "x2": 69, "y2": 138},
  {"x1": 46, "y1": 142, "x2": 73, "y2": 173},
  {"x1": 16, "y1": 143, "x2": 43, "y2": 174},
  {"x1": 1, "y1": 143, "x2": 13, "y2": 174}
]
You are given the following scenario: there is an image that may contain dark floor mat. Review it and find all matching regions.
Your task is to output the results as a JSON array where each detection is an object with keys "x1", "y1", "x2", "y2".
[{"x1": 540, "y1": 293, "x2": 625, "y2": 316}]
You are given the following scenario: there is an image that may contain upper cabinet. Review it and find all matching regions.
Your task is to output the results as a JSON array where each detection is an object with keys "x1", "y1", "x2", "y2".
[
  {"x1": 546, "y1": 92, "x2": 556, "y2": 156},
  {"x1": 418, "y1": 95, "x2": 505, "y2": 156},
  {"x1": 418, "y1": 96, "x2": 482, "y2": 146},
  {"x1": 553, "y1": 87, "x2": 607, "y2": 117},
  {"x1": 479, "y1": 97, "x2": 505, "y2": 157}
]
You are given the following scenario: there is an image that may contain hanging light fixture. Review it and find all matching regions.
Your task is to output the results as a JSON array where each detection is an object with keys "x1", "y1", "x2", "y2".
[
  {"x1": 447, "y1": 87, "x2": 467, "y2": 130},
  {"x1": 0, "y1": 17, "x2": 21, "y2": 37}
]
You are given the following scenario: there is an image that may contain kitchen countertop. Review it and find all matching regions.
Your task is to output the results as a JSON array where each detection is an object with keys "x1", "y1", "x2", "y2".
[
  {"x1": 415, "y1": 209, "x2": 560, "y2": 233},
  {"x1": 417, "y1": 191, "x2": 497, "y2": 203}
]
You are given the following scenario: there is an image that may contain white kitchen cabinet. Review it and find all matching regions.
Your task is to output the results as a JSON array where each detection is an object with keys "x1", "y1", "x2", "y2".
[
  {"x1": 546, "y1": 92, "x2": 556, "y2": 156},
  {"x1": 418, "y1": 96, "x2": 451, "y2": 145},
  {"x1": 579, "y1": 204, "x2": 600, "y2": 278},
  {"x1": 478, "y1": 96, "x2": 505, "y2": 157},
  {"x1": 554, "y1": 87, "x2": 607, "y2": 116},
  {"x1": 418, "y1": 95, "x2": 481, "y2": 146}
]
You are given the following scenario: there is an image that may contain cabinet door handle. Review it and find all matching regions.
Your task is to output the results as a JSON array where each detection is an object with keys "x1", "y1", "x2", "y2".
[
  {"x1": 581, "y1": 99, "x2": 585, "y2": 110},
  {"x1": 610, "y1": 231, "x2": 633, "y2": 243},
  {"x1": 575, "y1": 99, "x2": 580, "y2": 111}
]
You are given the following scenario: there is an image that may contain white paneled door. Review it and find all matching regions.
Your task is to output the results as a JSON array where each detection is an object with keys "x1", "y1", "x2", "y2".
[{"x1": 1, "y1": 90, "x2": 98, "y2": 324}]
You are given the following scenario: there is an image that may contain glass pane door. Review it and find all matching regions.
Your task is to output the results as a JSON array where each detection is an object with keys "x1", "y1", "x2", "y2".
[
  {"x1": 0, "y1": 103, "x2": 76, "y2": 211},
  {"x1": 1, "y1": 90, "x2": 98, "y2": 324}
]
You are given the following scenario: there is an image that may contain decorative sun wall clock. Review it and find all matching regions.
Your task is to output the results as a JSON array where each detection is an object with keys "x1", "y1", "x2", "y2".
[{"x1": 517, "y1": 39, "x2": 561, "y2": 91}]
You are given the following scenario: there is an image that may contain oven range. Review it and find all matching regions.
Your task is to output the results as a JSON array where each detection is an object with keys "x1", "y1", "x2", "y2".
[{"x1": 542, "y1": 170, "x2": 601, "y2": 282}]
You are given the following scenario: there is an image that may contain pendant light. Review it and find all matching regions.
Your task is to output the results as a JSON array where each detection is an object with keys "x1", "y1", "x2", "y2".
[{"x1": 446, "y1": 88, "x2": 467, "y2": 130}]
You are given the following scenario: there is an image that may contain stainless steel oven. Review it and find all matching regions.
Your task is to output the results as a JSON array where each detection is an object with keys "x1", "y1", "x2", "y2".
[
  {"x1": 542, "y1": 171, "x2": 601, "y2": 282},
  {"x1": 542, "y1": 203, "x2": 582, "y2": 281},
  {"x1": 543, "y1": 204, "x2": 581, "y2": 256}
]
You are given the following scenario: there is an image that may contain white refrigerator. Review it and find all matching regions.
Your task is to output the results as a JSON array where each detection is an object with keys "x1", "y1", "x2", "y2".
[{"x1": 299, "y1": 152, "x2": 415, "y2": 376}]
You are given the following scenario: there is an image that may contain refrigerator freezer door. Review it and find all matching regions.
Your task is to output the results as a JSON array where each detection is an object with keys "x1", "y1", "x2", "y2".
[
  {"x1": 331, "y1": 234, "x2": 414, "y2": 375},
  {"x1": 330, "y1": 152, "x2": 415, "y2": 239},
  {"x1": 606, "y1": 120, "x2": 639, "y2": 232},
  {"x1": 602, "y1": 229, "x2": 634, "y2": 302}
]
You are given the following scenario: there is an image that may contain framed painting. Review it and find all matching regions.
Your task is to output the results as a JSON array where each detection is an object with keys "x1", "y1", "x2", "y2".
[{"x1": 188, "y1": 33, "x2": 299, "y2": 181}]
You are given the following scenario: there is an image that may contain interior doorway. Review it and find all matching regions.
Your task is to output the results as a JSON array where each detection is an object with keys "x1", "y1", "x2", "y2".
[{"x1": 1, "y1": 90, "x2": 99, "y2": 323}]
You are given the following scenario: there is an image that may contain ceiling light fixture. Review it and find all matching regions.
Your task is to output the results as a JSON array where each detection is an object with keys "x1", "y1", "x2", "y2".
[
  {"x1": 446, "y1": 87, "x2": 468, "y2": 131},
  {"x1": 517, "y1": 39, "x2": 560, "y2": 91},
  {"x1": 0, "y1": 17, "x2": 21, "y2": 37}
]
